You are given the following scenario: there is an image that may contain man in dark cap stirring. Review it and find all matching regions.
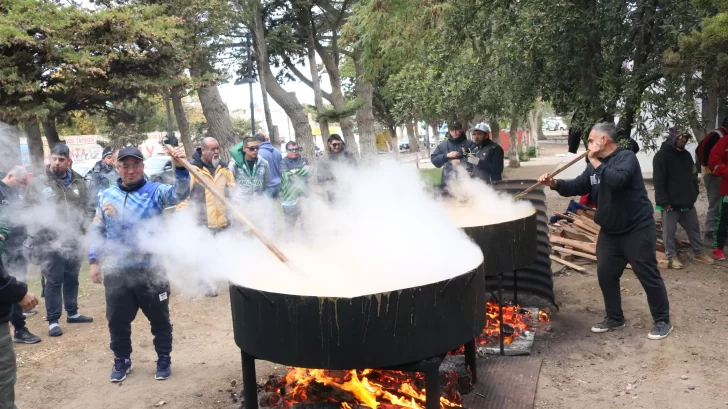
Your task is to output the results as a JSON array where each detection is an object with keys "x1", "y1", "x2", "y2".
[{"x1": 431, "y1": 120, "x2": 477, "y2": 188}]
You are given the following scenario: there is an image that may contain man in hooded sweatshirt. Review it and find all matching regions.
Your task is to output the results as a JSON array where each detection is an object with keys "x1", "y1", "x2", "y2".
[
  {"x1": 280, "y1": 141, "x2": 311, "y2": 235},
  {"x1": 431, "y1": 121, "x2": 477, "y2": 189},
  {"x1": 653, "y1": 129, "x2": 714, "y2": 268},
  {"x1": 229, "y1": 137, "x2": 270, "y2": 200},
  {"x1": 254, "y1": 133, "x2": 283, "y2": 199},
  {"x1": 176, "y1": 137, "x2": 236, "y2": 297},
  {"x1": 316, "y1": 134, "x2": 357, "y2": 202},
  {"x1": 466, "y1": 123, "x2": 504, "y2": 183},
  {"x1": 697, "y1": 117, "x2": 728, "y2": 248}
]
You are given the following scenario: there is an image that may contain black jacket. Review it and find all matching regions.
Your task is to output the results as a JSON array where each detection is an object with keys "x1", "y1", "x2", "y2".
[
  {"x1": 470, "y1": 139, "x2": 504, "y2": 183},
  {"x1": 553, "y1": 148, "x2": 653, "y2": 235},
  {"x1": 0, "y1": 259, "x2": 27, "y2": 324},
  {"x1": 0, "y1": 181, "x2": 26, "y2": 251},
  {"x1": 653, "y1": 134, "x2": 698, "y2": 209},
  {"x1": 431, "y1": 132, "x2": 478, "y2": 185}
]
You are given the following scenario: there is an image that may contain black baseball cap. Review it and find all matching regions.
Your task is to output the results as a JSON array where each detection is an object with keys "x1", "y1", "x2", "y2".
[
  {"x1": 102, "y1": 147, "x2": 114, "y2": 158},
  {"x1": 448, "y1": 121, "x2": 463, "y2": 130},
  {"x1": 117, "y1": 147, "x2": 144, "y2": 161}
]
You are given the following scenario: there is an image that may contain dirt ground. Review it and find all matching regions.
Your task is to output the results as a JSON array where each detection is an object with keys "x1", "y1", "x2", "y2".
[{"x1": 13, "y1": 143, "x2": 728, "y2": 409}]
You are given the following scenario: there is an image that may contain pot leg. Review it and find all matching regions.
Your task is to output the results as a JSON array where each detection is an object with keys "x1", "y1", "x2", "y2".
[
  {"x1": 242, "y1": 350, "x2": 258, "y2": 409},
  {"x1": 464, "y1": 339, "x2": 477, "y2": 384},
  {"x1": 513, "y1": 269, "x2": 518, "y2": 306},
  {"x1": 424, "y1": 359, "x2": 441, "y2": 409}
]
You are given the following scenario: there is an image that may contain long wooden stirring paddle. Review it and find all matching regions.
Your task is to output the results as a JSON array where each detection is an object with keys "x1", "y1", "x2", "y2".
[
  {"x1": 163, "y1": 145, "x2": 302, "y2": 274},
  {"x1": 513, "y1": 150, "x2": 589, "y2": 201}
]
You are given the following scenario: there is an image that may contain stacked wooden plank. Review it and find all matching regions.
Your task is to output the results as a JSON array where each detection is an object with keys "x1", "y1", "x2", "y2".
[{"x1": 549, "y1": 209, "x2": 670, "y2": 271}]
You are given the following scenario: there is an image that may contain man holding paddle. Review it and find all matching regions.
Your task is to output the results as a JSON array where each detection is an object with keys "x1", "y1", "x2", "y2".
[
  {"x1": 538, "y1": 122, "x2": 672, "y2": 340},
  {"x1": 88, "y1": 146, "x2": 190, "y2": 382}
]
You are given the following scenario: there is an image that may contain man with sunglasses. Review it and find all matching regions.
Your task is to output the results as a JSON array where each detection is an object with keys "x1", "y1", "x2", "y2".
[
  {"x1": 229, "y1": 137, "x2": 271, "y2": 199},
  {"x1": 280, "y1": 142, "x2": 311, "y2": 235},
  {"x1": 317, "y1": 134, "x2": 356, "y2": 202},
  {"x1": 1, "y1": 166, "x2": 41, "y2": 345}
]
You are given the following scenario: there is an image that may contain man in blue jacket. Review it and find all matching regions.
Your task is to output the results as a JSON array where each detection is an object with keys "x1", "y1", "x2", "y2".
[
  {"x1": 88, "y1": 146, "x2": 189, "y2": 383},
  {"x1": 254, "y1": 133, "x2": 282, "y2": 199},
  {"x1": 538, "y1": 122, "x2": 672, "y2": 340}
]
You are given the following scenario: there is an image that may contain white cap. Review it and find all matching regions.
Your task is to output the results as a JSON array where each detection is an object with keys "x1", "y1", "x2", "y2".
[{"x1": 470, "y1": 123, "x2": 491, "y2": 133}]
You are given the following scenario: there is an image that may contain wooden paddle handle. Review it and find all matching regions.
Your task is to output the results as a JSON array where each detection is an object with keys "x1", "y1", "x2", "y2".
[
  {"x1": 163, "y1": 145, "x2": 290, "y2": 264},
  {"x1": 513, "y1": 151, "x2": 589, "y2": 200}
]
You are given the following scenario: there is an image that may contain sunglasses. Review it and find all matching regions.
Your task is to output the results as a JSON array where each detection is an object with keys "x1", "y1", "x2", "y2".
[
  {"x1": 331, "y1": 143, "x2": 342, "y2": 148},
  {"x1": 287, "y1": 148, "x2": 300, "y2": 152},
  {"x1": 245, "y1": 146, "x2": 259, "y2": 151}
]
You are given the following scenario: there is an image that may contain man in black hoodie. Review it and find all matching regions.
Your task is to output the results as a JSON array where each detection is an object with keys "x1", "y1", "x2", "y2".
[
  {"x1": 538, "y1": 122, "x2": 672, "y2": 340},
  {"x1": 466, "y1": 123, "x2": 504, "y2": 183},
  {"x1": 653, "y1": 129, "x2": 714, "y2": 269},
  {"x1": 431, "y1": 121, "x2": 477, "y2": 188},
  {"x1": 0, "y1": 260, "x2": 39, "y2": 408}
]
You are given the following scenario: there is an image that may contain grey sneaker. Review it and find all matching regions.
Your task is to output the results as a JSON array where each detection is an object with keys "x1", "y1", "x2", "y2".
[
  {"x1": 591, "y1": 317, "x2": 626, "y2": 333},
  {"x1": 14, "y1": 328, "x2": 41, "y2": 344},
  {"x1": 648, "y1": 321, "x2": 673, "y2": 340}
]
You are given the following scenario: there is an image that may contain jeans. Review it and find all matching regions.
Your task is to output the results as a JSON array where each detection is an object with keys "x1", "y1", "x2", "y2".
[
  {"x1": 661, "y1": 209, "x2": 703, "y2": 258},
  {"x1": 595, "y1": 225, "x2": 670, "y2": 323},
  {"x1": 0, "y1": 323, "x2": 18, "y2": 409},
  {"x1": 104, "y1": 271, "x2": 172, "y2": 357},
  {"x1": 264, "y1": 184, "x2": 281, "y2": 199},
  {"x1": 40, "y1": 250, "x2": 82, "y2": 322},
  {"x1": 704, "y1": 173, "x2": 721, "y2": 247}
]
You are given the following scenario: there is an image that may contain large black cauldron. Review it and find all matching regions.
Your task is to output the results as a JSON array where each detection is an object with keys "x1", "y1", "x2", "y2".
[
  {"x1": 230, "y1": 265, "x2": 485, "y2": 370},
  {"x1": 459, "y1": 211, "x2": 538, "y2": 274}
]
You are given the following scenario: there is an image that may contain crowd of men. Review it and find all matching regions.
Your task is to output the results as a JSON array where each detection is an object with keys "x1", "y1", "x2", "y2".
[{"x1": 0, "y1": 132, "x2": 357, "y2": 407}]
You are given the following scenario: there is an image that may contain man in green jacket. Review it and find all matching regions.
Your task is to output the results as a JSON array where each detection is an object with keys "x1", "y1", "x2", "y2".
[
  {"x1": 229, "y1": 137, "x2": 271, "y2": 200},
  {"x1": 23, "y1": 144, "x2": 94, "y2": 337}
]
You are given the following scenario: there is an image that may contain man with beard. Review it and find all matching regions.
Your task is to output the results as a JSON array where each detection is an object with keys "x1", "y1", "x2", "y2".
[
  {"x1": 176, "y1": 137, "x2": 236, "y2": 297},
  {"x1": 431, "y1": 121, "x2": 477, "y2": 188},
  {"x1": 653, "y1": 129, "x2": 714, "y2": 268},
  {"x1": 88, "y1": 146, "x2": 189, "y2": 382},
  {"x1": 24, "y1": 144, "x2": 94, "y2": 338},
  {"x1": 538, "y1": 122, "x2": 672, "y2": 340},
  {"x1": 466, "y1": 123, "x2": 504, "y2": 183},
  {"x1": 89, "y1": 147, "x2": 119, "y2": 208},
  {"x1": 279, "y1": 141, "x2": 311, "y2": 235},
  {"x1": 0, "y1": 166, "x2": 41, "y2": 344},
  {"x1": 316, "y1": 134, "x2": 357, "y2": 202}
]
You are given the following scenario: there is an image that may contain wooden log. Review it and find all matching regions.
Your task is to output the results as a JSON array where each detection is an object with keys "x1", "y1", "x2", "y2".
[
  {"x1": 259, "y1": 392, "x2": 283, "y2": 407},
  {"x1": 570, "y1": 224, "x2": 598, "y2": 241},
  {"x1": 549, "y1": 235, "x2": 597, "y2": 254},
  {"x1": 560, "y1": 228, "x2": 596, "y2": 243},
  {"x1": 576, "y1": 209, "x2": 595, "y2": 220},
  {"x1": 292, "y1": 403, "x2": 346, "y2": 409},
  {"x1": 553, "y1": 212, "x2": 575, "y2": 222},
  {"x1": 439, "y1": 355, "x2": 472, "y2": 395},
  {"x1": 574, "y1": 218, "x2": 600, "y2": 235},
  {"x1": 551, "y1": 246, "x2": 597, "y2": 261},
  {"x1": 550, "y1": 255, "x2": 588, "y2": 272}
]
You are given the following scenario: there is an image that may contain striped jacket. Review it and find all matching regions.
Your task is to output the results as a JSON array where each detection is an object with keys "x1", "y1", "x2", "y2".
[{"x1": 88, "y1": 169, "x2": 190, "y2": 269}]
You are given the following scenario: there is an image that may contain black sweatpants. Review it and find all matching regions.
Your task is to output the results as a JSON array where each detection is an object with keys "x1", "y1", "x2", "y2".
[
  {"x1": 5, "y1": 251, "x2": 28, "y2": 331},
  {"x1": 595, "y1": 225, "x2": 670, "y2": 323},
  {"x1": 104, "y1": 270, "x2": 172, "y2": 358}
]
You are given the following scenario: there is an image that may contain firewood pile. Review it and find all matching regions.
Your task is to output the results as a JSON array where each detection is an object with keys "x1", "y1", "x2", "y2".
[{"x1": 549, "y1": 208, "x2": 675, "y2": 272}]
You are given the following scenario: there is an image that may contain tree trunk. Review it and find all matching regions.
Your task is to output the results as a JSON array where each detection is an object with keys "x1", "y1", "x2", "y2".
[
  {"x1": 315, "y1": 43, "x2": 358, "y2": 158},
  {"x1": 490, "y1": 118, "x2": 501, "y2": 145},
  {"x1": 249, "y1": 1, "x2": 315, "y2": 164},
  {"x1": 0, "y1": 121, "x2": 22, "y2": 172},
  {"x1": 256, "y1": 57, "x2": 278, "y2": 146},
  {"x1": 25, "y1": 118, "x2": 45, "y2": 174},
  {"x1": 405, "y1": 122, "x2": 420, "y2": 154},
  {"x1": 389, "y1": 124, "x2": 399, "y2": 160},
  {"x1": 42, "y1": 119, "x2": 61, "y2": 148},
  {"x1": 354, "y1": 59, "x2": 378, "y2": 163},
  {"x1": 196, "y1": 83, "x2": 237, "y2": 161},
  {"x1": 308, "y1": 37, "x2": 330, "y2": 143},
  {"x1": 508, "y1": 117, "x2": 520, "y2": 168},
  {"x1": 170, "y1": 86, "x2": 194, "y2": 157},
  {"x1": 430, "y1": 121, "x2": 440, "y2": 145},
  {"x1": 527, "y1": 106, "x2": 541, "y2": 157}
]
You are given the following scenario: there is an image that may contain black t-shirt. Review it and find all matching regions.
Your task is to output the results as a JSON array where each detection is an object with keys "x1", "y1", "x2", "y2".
[{"x1": 246, "y1": 159, "x2": 256, "y2": 172}]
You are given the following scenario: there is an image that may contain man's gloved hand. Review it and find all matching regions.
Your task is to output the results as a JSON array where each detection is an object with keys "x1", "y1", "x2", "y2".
[{"x1": 467, "y1": 156, "x2": 480, "y2": 166}]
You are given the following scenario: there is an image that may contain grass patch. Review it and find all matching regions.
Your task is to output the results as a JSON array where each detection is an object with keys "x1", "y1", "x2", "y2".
[{"x1": 419, "y1": 168, "x2": 442, "y2": 190}]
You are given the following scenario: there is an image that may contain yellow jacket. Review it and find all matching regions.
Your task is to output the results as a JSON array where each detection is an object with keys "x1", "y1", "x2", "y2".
[{"x1": 176, "y1": 158, "x2": 236, "y2": 229}]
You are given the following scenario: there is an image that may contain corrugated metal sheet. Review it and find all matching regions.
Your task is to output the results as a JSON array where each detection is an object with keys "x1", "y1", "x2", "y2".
[{"x1": 490, "y1": 180, "x2": 556, "y2": 308}]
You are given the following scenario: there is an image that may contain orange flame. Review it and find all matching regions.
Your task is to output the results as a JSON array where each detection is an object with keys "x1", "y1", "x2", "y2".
[{"x1": 274, "y1": 368, "x2": 461, "y2": 409}]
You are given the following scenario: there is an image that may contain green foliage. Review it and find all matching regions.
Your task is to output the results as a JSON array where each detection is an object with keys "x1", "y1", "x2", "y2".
[
  {"x1": 0, "y1": 0, "x2": 187, "y2": 123},
  {"x1": 419, "y1": 168, "x2": 442, "y2": 191},
  {"x1": 526, "y1": 146, "x2": 537, "y2": 158},
  {"x1": 231, "y1": 117, "x2": 264, "y2": 138},
  {"x1": 518, "y1": 145, "x2": 531, "y2": 162},
  {"x1": 316, "y1": 98, "x2": 365, "y2": 123},
  {"x1": 101, "y1": 97, "x2": 168, "y2": 147}
]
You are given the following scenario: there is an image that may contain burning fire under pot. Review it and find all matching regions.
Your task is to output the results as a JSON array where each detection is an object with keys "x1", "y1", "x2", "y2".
[{"x1": 229, "y1": 211, "x2": 538, "y2": 409}]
